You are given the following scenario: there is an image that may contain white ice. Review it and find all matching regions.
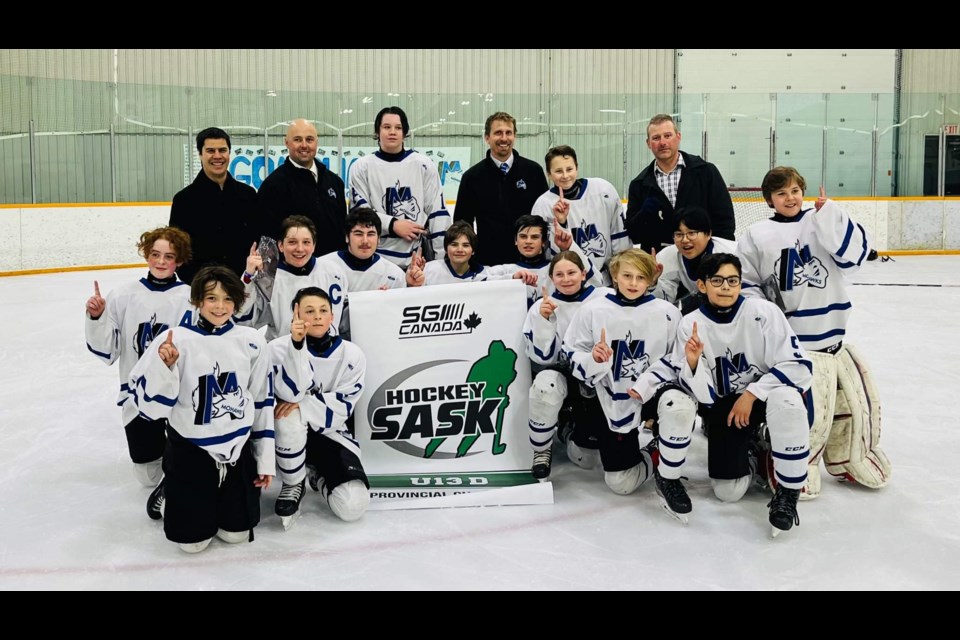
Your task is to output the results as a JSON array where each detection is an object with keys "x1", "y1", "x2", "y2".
[{"x1": 0, "y1": 256, "x2": 957, "y2": 590}]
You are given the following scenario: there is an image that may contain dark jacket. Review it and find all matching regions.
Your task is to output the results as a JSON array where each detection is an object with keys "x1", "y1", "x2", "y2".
[
  {"x1": 257, "y1": 158, "x2": 348, "y2": 256},
  {"x1": 169, "y1": 170, "x2": 259, "y2": 285},
  {"x1": 454, "y1": 149, "x2": 548, "y2": 266},
  {"x1": 625, "y1": 151, "x2": 735, "y2": 252}
]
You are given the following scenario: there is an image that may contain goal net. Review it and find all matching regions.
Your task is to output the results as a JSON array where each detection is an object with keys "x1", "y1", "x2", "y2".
[{"x1": 729, "y1": 187, "x2": 772, "y2": 235}]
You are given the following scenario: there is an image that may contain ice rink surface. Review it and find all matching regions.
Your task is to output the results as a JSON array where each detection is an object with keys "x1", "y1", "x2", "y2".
[{"x1": 0, "y1": 256, "x2": 956, "y2": 590}]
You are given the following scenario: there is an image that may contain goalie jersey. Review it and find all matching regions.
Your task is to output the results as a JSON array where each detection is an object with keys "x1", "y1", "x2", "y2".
[
  {"x1": 677, "y1": 296, "x2": 813, "y2": 405},
  {"x1": 737, "y1": 200, "x2": 870, "y2": 352},
  {"x1": 269, "y1": 333, "x2": 366, "y2": 455},
  {"x1": 237, "y1": 257, "x2": 348, "y2": 340},
  {"x1": 562, "y1": 292, "x2": 682, "y2": 433},
  {"x1": 84, "y1": 276, "x2": 193, "y2": 425},
  {"x1": 128, "y1": 321, "x2": 275, "y2": 474},
  {"x1": 348, "y1": 150, "x2": 451, "y2": 267}
]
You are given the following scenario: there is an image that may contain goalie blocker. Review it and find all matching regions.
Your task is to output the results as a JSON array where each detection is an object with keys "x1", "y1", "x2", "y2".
[{"x1": 805, "y1": 344, "x2": 891, "y2": 500}]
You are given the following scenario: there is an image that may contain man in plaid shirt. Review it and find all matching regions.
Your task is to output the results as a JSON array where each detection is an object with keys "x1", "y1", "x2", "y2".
[{"x1": 625, "y1": 114, "x2": 735, "y2": 253}]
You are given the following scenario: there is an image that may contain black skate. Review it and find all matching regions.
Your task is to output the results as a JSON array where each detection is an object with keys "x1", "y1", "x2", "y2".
[
  {"x1": 767, "y1": 486, "x2": 800, "y2": 538},
  {"x1": 654, "y1": 466, "x2": 691, "y2": 524},
  {"x1": 531, "y1": 449, "x2": 553, "y2": 481},
  {"x1": 146, "y1": 478, "x2": 165, "y2": 521},
  {"x1": 275, "y1": 479, "x2": 305, "y2": 531}
]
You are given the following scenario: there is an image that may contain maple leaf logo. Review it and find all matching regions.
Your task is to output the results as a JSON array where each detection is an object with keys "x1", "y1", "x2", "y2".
[{"x1": 464, "y1": 312, "x2": 482, "y2": 330}]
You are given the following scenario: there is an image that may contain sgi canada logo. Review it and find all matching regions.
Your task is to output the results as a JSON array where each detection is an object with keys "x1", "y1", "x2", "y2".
[
  {"x1": 368, "y1": 342, "x2": 518, "y2": 458},
  {"x1": 398, "y1": 303, "x2": 482, "y2": 339}
]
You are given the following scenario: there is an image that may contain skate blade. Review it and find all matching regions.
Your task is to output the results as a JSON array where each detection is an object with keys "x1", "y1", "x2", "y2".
[
  {"x1": 280, "y1": 510, "x2": 302, "y2": 531},
  {"x1": 658, "y1": 497, "x2": 689, "y2": 525},
  {"x1": 770, "y1": 525, "x2": 792, "y2": 539}
]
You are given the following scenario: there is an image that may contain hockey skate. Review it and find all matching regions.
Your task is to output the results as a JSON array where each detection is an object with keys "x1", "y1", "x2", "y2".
[
  {"x1": 768, "y1": 486, "x2": 800, "y2": 538},
  {"x1": 146, "y1": 478, "x2": 165, "y2": 521},
  {"x1": 275, "y1": 479, "x2": 305, "y2": 531},
  {"x1": 532, "y1": 448, "x2": 553, "y2": 481},
  {"x1": 654, "y1": 465, "x2": 691, "y2": 525}
]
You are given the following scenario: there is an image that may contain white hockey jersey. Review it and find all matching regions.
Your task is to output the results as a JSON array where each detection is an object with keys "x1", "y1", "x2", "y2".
[
  {"x1": 128, "y1": 321, "x2": 275, "y2": 474},
  {"x1": 348, "y1": 150, "x2": 451, "y2": 267},
  {"x1": 532, "y1": 178, "x2": 632, "y2": 283},
  {"x1": 422, "y1": 257, "x2": 506, "y2": 285},
  {"x1": 319, "y1": 250, "x2": 405, "y2": 292},
  {"x1": 269, "y1": 333, "x2": 366, "y2": 455},
  {"x1": 523, "y1": 285, "x2": 613, "y2": 369},
  {"x1": 737, "y1": 200, "x2": 870, "y2": 351},
  {"x1": 489, "y1": 256, "x2": 604, "y2": 308},
  {"x1": 562, "y1": 292, "x2": 682, "y2": 433},
  {"x1": 653, "y1": 236, "x2": 738, "y2": 304},
  {"x1": 236, "y1": 257, "x2": 348, "y2": 340},
  {"x1": 318, "y1": 250, "x2": 405, "y2": 338},
  {"x1": 677, "y1": 296, "x2": 813, "y2": 406},
  {"x1": 84, "y1": 276, "x2": 193, "y2": 425}
]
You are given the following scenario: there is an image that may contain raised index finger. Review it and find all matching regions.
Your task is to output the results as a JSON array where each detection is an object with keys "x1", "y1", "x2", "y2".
[
  {"x1": 600, "y1": 327, "x2": 606, "y2": 345},
  {"x1": 293, "y1": 302, "x2": 300, "y2": 320},
  {"x1": 250, "y1": 242, "x2": 258, "y2": 256},
  {"x1": 94, "y1": 280, "x2": 101, "y2": 297},
  {"x1": 691, "y1": 321, "x2": 699, "y2": 340},
  {"x1": 165, "y1": 330, "x2": 174, "y2": 345}
]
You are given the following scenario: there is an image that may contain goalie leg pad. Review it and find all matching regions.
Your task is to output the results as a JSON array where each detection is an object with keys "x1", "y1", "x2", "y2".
[
  {"x1": 803, "y1": 350, "x2": 839, "y2": 499},
  {"x1": 528, "y1": 370, "x2": 568, "y2": 451},
  {"x1": 824, "y1": 344, "x2": 891, "y2": 489}
]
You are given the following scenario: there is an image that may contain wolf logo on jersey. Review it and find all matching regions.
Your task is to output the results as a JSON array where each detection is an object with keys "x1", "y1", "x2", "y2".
[
  {"x1": 382, "y1": 181, "x2": 421, "y2": 221},
  {"x1": 133, "y1": 314, "x2": 169, "y2": 358},
  {"x1": 714, "y1": 347, "x2": 762, "y2": 395},
  {"x1": 572, "y1": 220, "x2": 608, "y2": 259},
  {"x1": 612, "y1": 331, "x2": 649, "y2": 382},
  {"x1": 774, "y1": 240, "x2": 829, "y2": 290},
  {"x1": 191, "y1": 362, "x2": 247, "y2": 425}
]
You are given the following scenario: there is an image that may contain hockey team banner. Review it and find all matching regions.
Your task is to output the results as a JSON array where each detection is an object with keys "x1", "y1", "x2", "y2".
[
  {"x1": 186, "y1": 145, "x2": 469, "y2": 202},
  {"x1": 350, "y1": 280, "x2": 551, "y2": 509}
]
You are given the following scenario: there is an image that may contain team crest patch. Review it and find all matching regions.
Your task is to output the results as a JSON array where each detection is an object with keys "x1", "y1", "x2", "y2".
[
  {"x1": 134, "y1": 314, "x2": 169, "y2": 358},
  {"x1": 191, "y1": 362, "x2": 247, "y2": 424},
  {"x1": 572, "y1": 220, "x2": 608, "y2": 259},
  {"x1": 383, "y1": 182, "x2": 422, "y2": 221},
  {"x1": 328, "y1": 188, "x2": 337, "y2": 198},
  {"x1": 516, "y1": 179, "x2": 527, "y2": 190}
]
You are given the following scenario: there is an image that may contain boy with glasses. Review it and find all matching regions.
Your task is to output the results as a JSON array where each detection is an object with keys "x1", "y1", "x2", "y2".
[
  {"x1": 651, "y1": 206, "x2": 736, "y2": 314},
  {"x1": 677, "y1": 253, "x2": 811, "y2": 537}
]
